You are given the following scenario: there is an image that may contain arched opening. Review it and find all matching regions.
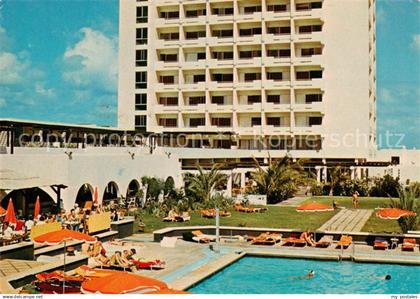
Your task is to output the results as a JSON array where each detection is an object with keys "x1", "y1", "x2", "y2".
[
  {"x1": 0, "y1": 187, "x2": 56, "y2": 218},
  {"x1": 126, "y1": 179, "x2": 140, "y2": 198},
  {"x1": 75, "y1": 183, "x2": 94, "y2": 210},
  {"x1": 102, "y1": 181, "x2": 120, "y2": 205}
]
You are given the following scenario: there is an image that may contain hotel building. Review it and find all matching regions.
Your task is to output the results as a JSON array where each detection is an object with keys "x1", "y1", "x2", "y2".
[{"x1": 119, "y1": 0, "x2": 377, "y2": 167}]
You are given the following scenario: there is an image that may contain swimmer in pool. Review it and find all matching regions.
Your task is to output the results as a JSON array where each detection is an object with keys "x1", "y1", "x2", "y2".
[
  {"x1": 374, "y1": 274, "x2": 391, "y2": 280},
  {"x1": 289, "y1": 270, "x2": 315, "y2": 280}
]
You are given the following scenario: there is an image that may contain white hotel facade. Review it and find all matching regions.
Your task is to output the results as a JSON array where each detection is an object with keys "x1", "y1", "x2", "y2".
[
  {"x1": 116, "y1": 0, "x2": 397, "y2": 180},
  {"x1": 0, "y1": 0, "x2": 418, "y2": 211}
]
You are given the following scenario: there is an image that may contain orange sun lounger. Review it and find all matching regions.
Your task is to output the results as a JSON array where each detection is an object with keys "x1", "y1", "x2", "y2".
[
  {"x1": 282, "y1": 233, "x2": 306, "y2": 247},
  {"x1": 373, "y1": 238, "x2": 389, "y2": 250},
  {"x1": 249, "y1": 233, "x2": 282, "y2": 245},
  {"x1": 335, "y1": 235, "x2": 352, "y2": 249},
  {"x1": 402, "y1": 238, "x2": 417, "y2": 251}
]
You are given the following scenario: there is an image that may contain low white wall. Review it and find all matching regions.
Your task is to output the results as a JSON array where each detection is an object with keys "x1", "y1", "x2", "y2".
[{"x1": 0, "y1": 147, "x2": 182, "y2": 211}]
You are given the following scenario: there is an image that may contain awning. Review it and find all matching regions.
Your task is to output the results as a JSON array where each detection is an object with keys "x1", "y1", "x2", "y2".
[{"x1": 0, "y1": 169, "x2": 63, "y2": 191}]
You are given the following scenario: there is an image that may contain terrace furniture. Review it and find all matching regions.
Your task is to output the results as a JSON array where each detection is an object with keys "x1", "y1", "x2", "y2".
[
  {"x1": 373, "y1": 238, "x2": 389, "y2": 250},
  {"x1": 390, "y1": 237, "x2": 399, "y2": 249},
  {"x1": 335, "y1": 235, "x2": 352, "y2": 249},
  {"x1": 315, "y1": 235, "x2": 334, "y2": 248},
  {"x1": 402, "y1": 238, "x2": 417, "y2": 251},
  {"x1": 249, "y1": 233, "x2": 282, "y2": 245},
  {"x1": 191, "y1": 230, "x2": 216, "y2": 243},
  {"x1": 282, "y1": 233, "x2": 306, "y2": 247}
]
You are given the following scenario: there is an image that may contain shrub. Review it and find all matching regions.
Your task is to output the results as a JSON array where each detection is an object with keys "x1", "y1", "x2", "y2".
[{"x1": 369, "y1": 175, "x2": 401, "y2": 197}]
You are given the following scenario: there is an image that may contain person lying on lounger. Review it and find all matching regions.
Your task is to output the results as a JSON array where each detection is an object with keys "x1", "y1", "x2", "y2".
[{"x1": 300, "y1": 231, "x2": 316, "y2": 246}]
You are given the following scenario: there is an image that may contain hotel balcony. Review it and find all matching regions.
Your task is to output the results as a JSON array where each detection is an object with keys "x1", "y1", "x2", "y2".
[
  {"x1": 294, "y1": 21, "x2": 323, "y2": 42},
  {"x1": 264, "y1": 1, "x2": 290, "y2": 20},
  {"x1": 208, "y1": 70, "x2": 234, "y2": 89},
  {"x1": 294, "y1": 1, "x2": 323, "y2": 19},
  {"x1": 183, "y1": 4, "x2": 207, "y2": 24},
  {"x1": 236, "y1": 2, "x2": 262, "y2": 21},
  {"x1": 237, "y1": 23, "x2": 262, "y2": 44}
]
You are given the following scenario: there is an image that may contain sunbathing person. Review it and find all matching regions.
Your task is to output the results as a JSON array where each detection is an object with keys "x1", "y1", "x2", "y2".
[
  {"x1": 127, "y1": 248, "x2": 166, "y2": 270},
  {"x1": 300, "y1": 231, "x2": 316, "y2": 246}
]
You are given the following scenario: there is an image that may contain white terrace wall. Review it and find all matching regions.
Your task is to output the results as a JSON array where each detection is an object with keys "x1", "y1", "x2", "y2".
[{"x1": 0, "y1": 147, "x2": 182, "y2": 211}]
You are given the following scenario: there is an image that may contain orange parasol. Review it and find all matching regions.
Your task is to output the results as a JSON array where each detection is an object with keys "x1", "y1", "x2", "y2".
[
  {"x1": 145, "y1": 288, "x2": 190, "y2": 294},
  {"x1": 33, "y1": 229, "x2": 97, "y2": 294},
  {"x1": 33, "y1": 229, "x2": 97, "y2": 246},
  {"x1": 93, "y1": 187, "x2": 98, "y2": 204},
  {"x1": 4, "y1": 198, "x2": 17, "y2": 224},
  {"x1": 376, "y1": 208, "x2": 417, "y2": 220},
  {"x1": 34, "y1": 196, "x2": 41, "y2": 219},
  {"x1": 296, "y1": 202, "x2": 334, "y2": 212},
  {"x1": 0, "y1": 206, "x2": 6, "y2": 216},
  {"x1": 81, "y1": 271, "x2": 168, "y2": 294}
]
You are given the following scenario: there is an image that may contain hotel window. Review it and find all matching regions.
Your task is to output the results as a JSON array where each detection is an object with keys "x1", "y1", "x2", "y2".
[
  {"x1": 135, "y1": 115, "x2": 147, "y2": 128},
  {"x1": 159, "y1": 97, "x2": 178, "y2": 106},
  {"x1": 136, "y1": 50, "x2": 147, "y2": 66},
  {"x1": 212, "y1": 73, "x2": 233, "y2": 82},
  {"x1": 136, "y1": 6, "x2": 148, "y2": 23},
  {"x1": 301, "y1": 47, "x2": 322, "y2": 56},
  {"x1": 160, "y1": 11, "x2": 179, "y2": 19},
  {"x1": 296, "y1": 2, "x2": 322, "y2": 11},
  {"x1": 267, "y1": 26, "x2": 291, "y2": 35},
  {"x1": 159, "y1": 118, "x2": 177, "y2": 127},
  {"x1": 135, "y1": 72, "x2": 147, "y2": 88},
  {"x1": 212, "y1": 51, "x2": 233, "y2": 60},
  {"x1": 159, "y1": 53, "x2": 178, "y2": 62},
  {"x1": 243, "y1": 6, "x2": 262, "y2": 14},
  {"x1": 135, "y1": 94, "x2": 147, "y2": 110},
  {"x1": 159, "y1": 32, "x2": 179, "y2": 41},
  {"x1": 298, "y1": 25, "x2": 322, "y2": 34},
  {"x1": 267, "y1": 117, "x2": 281, "y2": 126},
  {"x1": 189, "y1": 118, "x2": 206, "y2": 127},
  {"x1": 267, "y1": 72, "x2": 283, "y2": 81},
  {"x1": 244, "y1": 73, "x2": 261, "y2": 82},
  {"x1": 136, "y1": 28, "x2": 148, "y2": 44},
  {"x1": 189, "y1": 96, "x2": 206, "y2": 105},
  {"x1": 212, "y1": 29, "x2": 234, "y2": 38},
  {"x1": 267, "y1": 49, "x2": 291, "y2": 58},
  {"x1": 197, "y1": 52, "x2": 206, "y2": 60},
  {"x1": 185, "y1": 31, "x2": 206, "y2": 40},
  {"x1": 309, "y1": 116, "x2": 322, "y2": 126},
  {"x1": 214, "y1": 139, "x2": 231, "y2": 149},
  {"x1": 211, "y1": 118, "x2": 231, "y2": 127},
  {"x1": 211, "y1": 96, "x2": 224, "y2": 105},
  {"x1": 212, "y1": 7, "x2": 234, "y2": 16},
  {"x1": 239, "y1": 27, "x2": 262, "y2": 36},
  {"x1": 193, "y1": 74, "x2": 206, "y2": 83},
  {"x1": 296, "y1": 70, "x2": 322, "y2": 80},
  {"x1": 239, "y1": 50, "x2": 261, "y2": 59},
  {"x1": 251, "y1": 117, "x2": 262, "y2": 126},
  {"x1": 185, "y1": 9, "x2": 206, "y2": 18},
  {"x1": 159, "y1": 75, "x2": 175, "y2": 84},
  {"x1": 267, "y1": 95, "x2": 281, "y2": 104},
  {"x1": 305, "y1": 94, "x2": 322, "y2": 103},
  {"x1": 248, "y1": 95, "x2": 261, "y2": 104},
  {"x1": 267, "y1": 4, "x2": 287, "y2": 12}
]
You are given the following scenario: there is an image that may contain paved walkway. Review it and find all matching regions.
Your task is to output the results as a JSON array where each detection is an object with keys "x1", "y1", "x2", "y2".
[
  {"x1": 318, "y1": 208, "x2": 373, "y2": 232},
  {"x1": 274, "y1": 196, "x2": 308, "y2": 207}
]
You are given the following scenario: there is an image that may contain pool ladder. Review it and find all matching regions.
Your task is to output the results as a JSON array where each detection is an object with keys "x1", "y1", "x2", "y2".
[{"x1": 338, "y1": 243, "x2": 356, "y2": 262}]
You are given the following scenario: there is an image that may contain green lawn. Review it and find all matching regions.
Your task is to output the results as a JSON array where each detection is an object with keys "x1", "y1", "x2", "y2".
[
  {"x1": 134, "y1": 196, "x2": 410, "y2": 234},
  {"x1": 304, "y1": 196, "x2": 394, "y2": 209},
  {"x1": 135, "y1": 206, "x2": 337, "y2": 233}
]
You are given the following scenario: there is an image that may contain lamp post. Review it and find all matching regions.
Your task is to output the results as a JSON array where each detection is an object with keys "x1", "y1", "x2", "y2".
[{"x1": 215, "y1": 208, "x2": 220, "y2": 253}]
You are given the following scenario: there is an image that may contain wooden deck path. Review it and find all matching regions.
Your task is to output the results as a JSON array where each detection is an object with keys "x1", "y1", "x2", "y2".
[{"x1": 318, "y1": 208, "x2": 373, "y2": 232}]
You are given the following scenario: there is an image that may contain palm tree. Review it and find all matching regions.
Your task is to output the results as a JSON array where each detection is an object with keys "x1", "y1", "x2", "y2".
[
  {"x1": 251, "y1": 155, "x2": 312, "y2": 204},
  {"x1": 185, "y1": 164, "x2": 228, "y2": 204},
  {"x1": 328, "y1": 166, "x2": 348, "y2": 196},
  {"x1": 389, "y1": 186, "x2": 419, "y2": 233}
]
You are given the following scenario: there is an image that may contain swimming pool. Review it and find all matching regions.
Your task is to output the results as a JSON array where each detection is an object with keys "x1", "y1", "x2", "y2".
[{"x1": 189, "y1": 256, "x2": 420, "y2": 294}]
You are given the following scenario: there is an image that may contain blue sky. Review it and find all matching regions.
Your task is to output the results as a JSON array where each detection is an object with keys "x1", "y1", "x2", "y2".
[{"x1": 0, "y1": 0, "x2": 419, "y2": 148}]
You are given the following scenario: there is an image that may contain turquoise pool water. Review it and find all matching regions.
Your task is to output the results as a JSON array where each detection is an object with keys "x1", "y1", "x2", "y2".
[{"x1": 189, "y1": 257, "x2": 420, "y2": 294}]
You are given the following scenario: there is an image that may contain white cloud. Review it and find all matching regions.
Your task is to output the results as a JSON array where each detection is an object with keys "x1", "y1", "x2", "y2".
[
  {"x1": 63, "y1": 28, "x2": 118, "y2": 91},
  {"x1": 0, "y1": 52, "x2": 29, "y2": 84},
  {"x1": 35, "y1": 83, "x2": 55, "y2": 97},
  {"x1": 411, "y1": 34, "x2": 420, "y2": 51},
  {"x1": 0, "y1": 97, "x2": 6, "y2": 108}
]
